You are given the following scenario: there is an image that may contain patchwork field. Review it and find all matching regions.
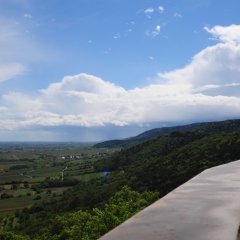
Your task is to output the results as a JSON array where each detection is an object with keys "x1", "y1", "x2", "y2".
[{"x1": 0, "y1": 143, "x2": 115, "y2": 214}]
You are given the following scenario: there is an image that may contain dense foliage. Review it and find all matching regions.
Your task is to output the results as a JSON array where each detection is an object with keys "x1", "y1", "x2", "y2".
[
  {"x1": 36, "y1": 178, "x2": 79, "y2": 188},
  {"x1": 1, "y1": 187, "x2": 159, "y2": 240},
  {"x1": 0, "y1": 231, "x2": 29, "y2": 240}
]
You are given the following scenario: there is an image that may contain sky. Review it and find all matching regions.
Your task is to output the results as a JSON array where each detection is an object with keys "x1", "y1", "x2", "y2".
[{"x1": 1, "y1": 0, "x2": 240, "y2": 141}]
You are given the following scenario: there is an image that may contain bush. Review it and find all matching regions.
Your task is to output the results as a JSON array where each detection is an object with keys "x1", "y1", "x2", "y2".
[
  {"x1": 0, "y1": 231, "x2": 29, "y2": 240},
  {"x1": 1, "y1": 193, "x2": 13, "y2": 199},
  {"x1": 33, "y1": 195, "x2": 41, "y2": 201}
]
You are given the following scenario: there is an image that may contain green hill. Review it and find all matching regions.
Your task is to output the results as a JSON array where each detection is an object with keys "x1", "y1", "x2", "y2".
[{"x1": 94, "y1": 119, "x2": 240, "y2": 148}]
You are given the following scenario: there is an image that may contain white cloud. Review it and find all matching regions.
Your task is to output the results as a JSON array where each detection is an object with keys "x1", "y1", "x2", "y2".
[
  {"x1": 0, "y1": 20, "x2": 25, "y2": 63},
  {"x1": 0, "y1": 18, "x2": 45, "y2": 83},
  {"x1": 113, "y1": 33, "x2": 120, "y2": 39},
  {"x1": 174, "y1": 12, "x2": 182, "y2": 18},
  {"x1": 0, "y1": 106, "x2": 7, "y2": 112},
  {"x1": 158, "y1": 6, "x2": 164, "y2": 13},
  {"x1": 144, "y1": 8, "x2": 154, "y2": 14},
  {"x1": 204, "y1": 25, "x2": 240, "y2": 44},
  {"x1": 1, "y1": 24, "x2": 240, "y2": 131},
  {"x1": 151, "y1": 25, "x2": 161, "y2": 37},
  {"x1": 0, "y1": 19, "x2": 36, "y2": 61},
  {"x1": 160, "y1": 41, "x2": 240, "y2": 89},
  {"x1": 23, "y1": 13, "x2": 32, "y2": 19},
  {"x1": 0, "y1": 64, "x2": 25, "y2": 83}
]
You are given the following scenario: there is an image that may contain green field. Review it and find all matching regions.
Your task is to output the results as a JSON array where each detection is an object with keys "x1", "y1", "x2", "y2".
[
  {"x1": 0, "y1": 196, "x2": 38, "y2": 212},
  {"x1": 0, "y1": 144, "x2": 117, "y2": 215}
]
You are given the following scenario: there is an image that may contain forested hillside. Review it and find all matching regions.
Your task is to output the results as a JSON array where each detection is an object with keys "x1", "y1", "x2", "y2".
[
  {"x1": 94, "y1": 119, "x2": 240, "y2": 148},
  {"x1": 2, "y1": 120, "x2": 240, "y2": 239}
]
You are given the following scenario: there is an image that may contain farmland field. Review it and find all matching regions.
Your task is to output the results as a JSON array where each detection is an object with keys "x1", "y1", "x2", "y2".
[{"x1": 0, "y1": 143, "x2": 117, "y2": 215}]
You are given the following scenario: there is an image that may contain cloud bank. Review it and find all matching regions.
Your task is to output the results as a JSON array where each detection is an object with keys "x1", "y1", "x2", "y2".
[{"x1": 1, "y1": 24, "x2": 240, "y2": 134}]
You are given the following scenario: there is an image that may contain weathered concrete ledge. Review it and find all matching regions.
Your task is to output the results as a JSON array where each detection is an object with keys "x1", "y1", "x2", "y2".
[{"x1": 100, "y1": 160, "x2": 240, "y2": 240}]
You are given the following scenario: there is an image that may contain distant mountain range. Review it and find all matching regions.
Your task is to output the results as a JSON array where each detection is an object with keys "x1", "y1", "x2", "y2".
[{"x1": 94, "y1": 119, "x2": 240, "y2": 148}]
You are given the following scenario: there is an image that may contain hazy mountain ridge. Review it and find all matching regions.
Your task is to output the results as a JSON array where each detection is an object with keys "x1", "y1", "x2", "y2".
[{"x1": 94, "y1": 119, "x2": 240, "y2": 148}]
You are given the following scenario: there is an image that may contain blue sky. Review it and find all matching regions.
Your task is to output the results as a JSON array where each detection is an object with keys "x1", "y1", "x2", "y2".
[{"x1": 1, "y1": 0, "x2": 240, "y2": 141}]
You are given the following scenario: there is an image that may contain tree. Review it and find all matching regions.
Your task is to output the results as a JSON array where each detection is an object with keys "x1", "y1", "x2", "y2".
[
  {"x1": 1, "y1": 193, "x2": 13, "y2": 199},
  {"x1": 46, "y1": 187, "x2": 159, "y2": 240},
  {"x1": 0, "y1": 231, "x2": 29, "y2": 240},
  {"x1": 11, "y1": 184, "x2": 18, "y2": 190},
  {"x1": 23, "y1": 182, "x2": 29, "y2": 189}
]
